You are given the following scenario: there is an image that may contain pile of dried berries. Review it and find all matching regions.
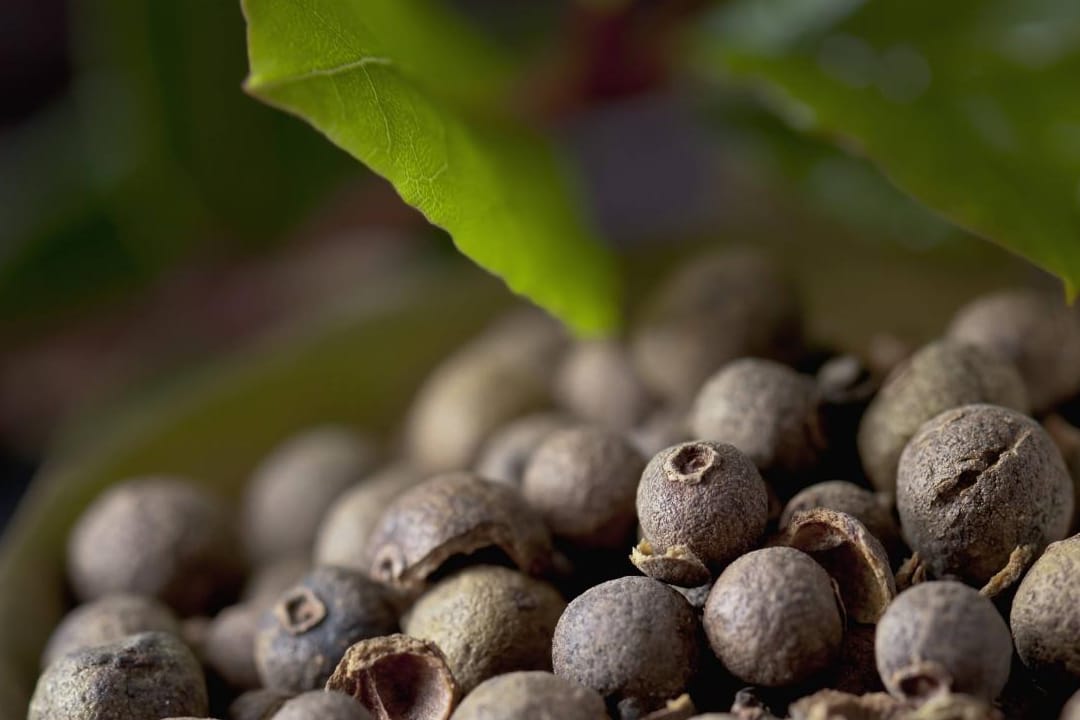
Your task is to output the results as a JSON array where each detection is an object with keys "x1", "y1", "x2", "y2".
[{"x1": 29, "y1": 250, "x2": 1080, "y2": 719}]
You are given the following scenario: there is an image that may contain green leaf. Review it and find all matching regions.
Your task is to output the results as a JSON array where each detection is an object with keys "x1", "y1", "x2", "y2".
[
  {"x1": 241, "y1": 0, "x2": 620, "y2": 335},
  {"x1": 693, "y1": 0, "x2": 1080, "y2": 295}
]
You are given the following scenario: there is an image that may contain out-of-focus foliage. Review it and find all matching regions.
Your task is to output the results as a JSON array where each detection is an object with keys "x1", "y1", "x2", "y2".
[
  {"x1": 695, "y1": 0, "x2": 1080, "y2": 295},
  {"x1": 1, "y1": 0, "x2": 354, "y2": 329},
  {"x1": 242, "y1": 0, "x2": 621, "y2": 335}
]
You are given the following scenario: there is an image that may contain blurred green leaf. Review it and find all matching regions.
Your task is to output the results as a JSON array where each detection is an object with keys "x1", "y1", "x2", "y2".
[
  {"x1": 242, "y1": 0, "x2": 621, "y2": 335},
  {"x1": 694, "y1": 0, "x2": 1080, "y2": 294}
]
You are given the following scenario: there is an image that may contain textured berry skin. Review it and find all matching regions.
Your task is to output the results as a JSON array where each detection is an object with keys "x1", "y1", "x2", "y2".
[
  {"x1": 875, "y1": 581, "x2": 1012, "y2": 702},
  {"x1": 29, "y1": 632, "x2": 208, "y2": 720},
  {"x1": 1010, "y1": 534, "x2": 1080, "y2": 682},
  {"x1": 690, "y1": 358, "x2": 825, "y2": 480},
  {"x1": 780, "y1": 480, "x2": 902, "y2": 560},
  {"x1": 474, "y1": 413, "x2": 570, "y2": 487},
  {"x1": 857, "y1": 340, "x2": 1029, "y2": 495},
  {"x1": 703, "y1": 547, "x2": 843, "y2": 687},
  {"x1": 254, "y1": 566, "x2": 398, "y2": 693},
  {"x1": 523, "y1": 428, "x2": 646, "y2": 550},
  {"x1": 897, "y1": 404, "x2": 1073, "y2": 588},
  {"x1": 41, "y1": 594, "x2": 179, "y2": 670},
  {"x1": 274, "y1": 691, "x2": 372, "y2": 720},
  {"x1": 450, "y1": 672, "x2": 608, "y2": 720},
  {"x1": 552, "y1": 576, "x2": 700, "y2": 703},
  {"x1": 635, "y1": 441, "x2": 767, "y2": 575}
]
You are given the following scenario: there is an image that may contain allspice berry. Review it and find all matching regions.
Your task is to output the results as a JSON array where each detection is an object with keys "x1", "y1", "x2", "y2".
[
  {"x1": 274, "y1": 691, "x2": 372, "y2": 720},
  {"x1": 629, "y1": 407, "x2": 690, "y2": 459},
  {"x1": 1010, "y1": 534, "x2": 1080, "y2": 682},
  {"x1": 314, "y1": 464, "x2": 424, "y2": 570},
  {"x1": 948, "y1": 288, "x2": 1080, "y2": 413},
  {"x1": 204, "y1": 603, "x2": 261, "y2": 689},
  {"x1": 255, "y1": 566, "x2": 398, "y2": 692},
  {"x1": 704, "y1": 547, "x2": 843, "y2": 687},
  {"x1": 67, "y1": 477, "x2": 243, "y2": 616},
  {"x1": 631, "y1": 249, "x2": 803, "y2": 403},
  {"x1": 474, "y1": 413, "x2": 571, "y2": 487},
  {"x1": 523, "y1": 427, "x2": 646, "y2": 550},
  {"x1": 857, "y1": 340, "x2": 1029, "y2": 496},
  {"x1": 449, "y1": 671, "x2": 608, "y2": 720},
  {"x1": 875, "y1": 581, "x2": 1012, "y2": 702},
  {"x1": 555, "y1": 340, "x2": 654, "y2": 430},
  {"x1": 690, "y1": 358, "x2": 825, "y2": 481},
  {"x1": 243, "y1": 426, "x2": 377, "y2": 564},
  {"x1": 41, "y1": 593, "x2": 179, "y2": 669},
  {"x1": 326, "y1": 634, "x2": 457, "y2": 720},
  {"x1": 897, "y1": 404, "x2": 1073, "y2": 590},
  {"x1": 552, "y1": 576, "x2": 699, "y2": 704},
  {"x1": 366, "y1": 472, "x2": 552, "y2": 589},
  {"x1": 780, "y1": 480, "x2": 903, "y2": 561},
  {"x1": 29, "y1": 632, "x2": 208, "y2": 720},
  {"x1": 229, "y1": 689, "x2": 293, "y2": 720},
  {"x1": 633, "y1": 441, "x2": 768, "y2": 585},
  {"x1": 402, "y1": 565, "x2": 566, "y2": 693}
]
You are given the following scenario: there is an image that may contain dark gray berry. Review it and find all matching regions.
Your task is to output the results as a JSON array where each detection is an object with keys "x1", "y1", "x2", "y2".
[
  {"x1": 555, "y1": 340, "x2": 654, "y2": 430},
  {"x1": 690, "y1": 358, "x2": 825, "y2": 480},
  {"x1": 474, "y1": 413, "x2": 572, "y2": 487},
  {"x1": 552, "y1": 576, "x2": 699, "y2": 703},
  {"x1": 948, "y1": 288, "x2": 1080, "y2": 413},
  {"x1": 703, "y1": 547, "x2": 843, "y2": 687},
  {"x1": 449, "y1": 671, "x2": 607, "y2": 720},
  {"x1": 523, "y1": 427, "x2": 646, "y2": 550},
  {"x1": 204, "y1": 603, "x2": 261, "y2": 690},
  {"x1": 67, "y1": 477, "x2": 243, "y2": 616},
  {"x1": 41, "y1": 594, "x2": 179, "y2": 669},
  {"x1": 780, "y1": 480, "x2": 903, "y2": 561},
  {"x1": 274, "y1": 691, "x2": 372, "y2": 720},
  {"x1": 325, "y1": 634, "x2": 457, "y2": 720},
  {"x1": 314, "y1": 464, "x2": 424, "y2": 570},
  {"x1": 255, "y1": 566, "x2": 398, "y2": 692},
  {"x1": 631, "y1": 249, "x2": 803, "y2": 403},
  {"x1": 875, "y1": 581, "x2": 1012, "y2": 702},
  {"x1": 857, "y1": 340, "x2": 1029, "y2": 496},
  {"x1": 243, "y1": 426, "x2": 377, "y2": 564},
  {"x1": 897, "y1": 404, "x2": 1073, "y2": 590},
  {"x1": 1010, "y1": 534, "x2": 1080, "y2": 682},
  {"x1": 402, "y1": 565, "x2": 565, "y2": 693},
  {"x1": 29, "y1": 632, "x2": 208, "y2": 720},
  {"x1": 366, "y1": 472, "x2": 553, "y2": 589},
  {"x1": 634, "y1": 441, "x2": 767, "y2": 584}
]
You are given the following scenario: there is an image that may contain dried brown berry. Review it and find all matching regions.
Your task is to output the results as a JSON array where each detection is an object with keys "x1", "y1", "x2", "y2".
[
  {"x1": 474, "y1": 413, "x2": 572, "y2": 486},
  {"x1": 315, "y1": 464, "x2": 425, "y2": 570},
  {"x1": 780, "y1": 481, "x2": 903, "y2": 561},
  {"x1": 41, "y1": 593, "x2": 179, "y2": 669},
  {"x1": 205, "y1": 603, "x2": 261, "y2": 690},
  {"x1": 857, "y1": 341, "x2": 1028, "y2": 496},
  {"x1": 367, "y1": 472, "x2": 553, "y2": 589},
  {"x1": 897, "y1": 404, "x2": 1073, "y2": 591},
  {"x1": 771, "y1": 509, "x2": 895, "y2": 624},
  {"x1": 275, "y1": 691, "x2": 373, "y2": 720},
  {"x1": 242, "y1": 426, "x2": 377, "y2": 564},
  {"x1": 552, "y1": 576, "x2": 700, "y2": 703},
  {"x1": 875, "y1": 581, "x2": 1011, "y2": 702},
  {"x1": 67, "y1": 477, "x2": 243, "y2": 616},
  {"x1": 402, "y1": 565, "x2": 565, "y2": 693},
  {"x1": 690, "y1": 358, "x2": 825, "y2": 481},
  {"x1": 1010, "y1": 534, "x2": 1080, "y2": 682},
  {"x1": 229, "y1": 689, "x2": 293, "y2": 720},
  {"x1": 555, "y1": 340, "x2": 654, "y2": 430},
  {"x1": 523, "y1": 427, "x2": 646, "y2": 550},
  {"x1": 326, "y1": 634, "x2": 457, "y2": 720},
  {"x1": 449, "y1": 671, "x2": 608, "y2": 720},
  {"x1": 403, "y1": 318, "x2": 556, "y2": 473},
  {"x1": 631, "y1": 249, "x2": 803, "y2": 403},
  {"x1": 255, "y1": 566, "x2": 398, "y2": 692},
  {"x1": 29, "y1": 632, "x2": 208, "y2": 720},
  {"x1": 704, "y1": 547, "x2": 843, "y2": 687},
  {"x1": 948, "y1": 288, "x2": 1080, "y2": 413},
  {"x1": 634, "y1": 441, "x2": 768, "y2": 585}
]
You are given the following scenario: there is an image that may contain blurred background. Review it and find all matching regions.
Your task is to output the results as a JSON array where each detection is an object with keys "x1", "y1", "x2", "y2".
[{"x1": 0, "y1": 0, "x2": 1058, "y2": 526}]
